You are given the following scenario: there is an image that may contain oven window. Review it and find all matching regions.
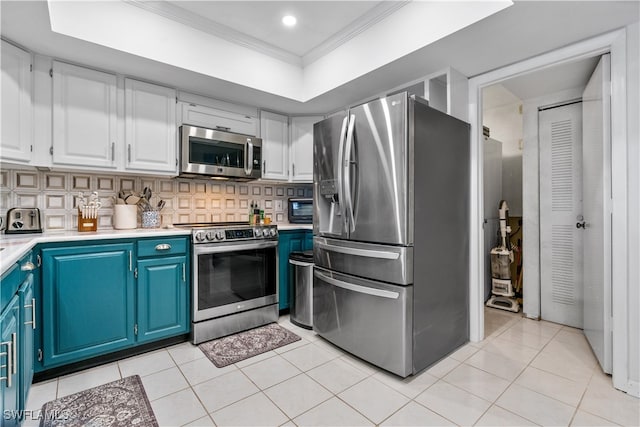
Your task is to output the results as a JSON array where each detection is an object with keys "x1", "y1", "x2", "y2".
[
  {"x1": 197, "y1": 247, "x2": 276, "y2": 310},
  {"x1": 291, "y1": 202, "x2": 313, "y2": 217},
  {"x1": 189, "y1": 136, "x2": 245, "y2": 168}
]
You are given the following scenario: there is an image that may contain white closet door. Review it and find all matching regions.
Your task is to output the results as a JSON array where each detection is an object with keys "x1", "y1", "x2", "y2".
[
  {"x1": 539, "y1": 102, "x2": 583, "y2": 328},
  {"x1": 582, "y1": 54, "x2": 612, "y2": 374}
]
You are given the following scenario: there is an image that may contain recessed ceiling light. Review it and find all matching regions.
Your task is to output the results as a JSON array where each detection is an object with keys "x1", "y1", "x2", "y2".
[{"x1": 282, "y1": 15, "x2": 297, "y2": 27}]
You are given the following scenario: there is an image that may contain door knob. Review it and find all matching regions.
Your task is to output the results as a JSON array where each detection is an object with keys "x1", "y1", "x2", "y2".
[{"x1": 576, "y1": 221, "x2": 586, "y2": 229}]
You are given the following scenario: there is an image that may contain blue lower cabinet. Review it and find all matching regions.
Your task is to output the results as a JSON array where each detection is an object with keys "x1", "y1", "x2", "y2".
[
  {"x1": 304, "y1": 230, "x2": 313, "y2": 251},
  {"x1": 136, "y1": 256, "x2": 189, "y2": 344},
  {"x1": 41, "y1": 243, "x2": 136, "y2": 368},
  {"x1": 278, "y1": 230, "x2": 311, "y2": 311},
  {"x1": 18, "y1": 275, "x2": 34, "y2": 414},
  {"x1": 1, "y1": 296, "x2": 19, "y2": 427}
]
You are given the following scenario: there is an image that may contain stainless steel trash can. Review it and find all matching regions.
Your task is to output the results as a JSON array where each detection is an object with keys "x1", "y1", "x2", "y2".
[{"x1": 289, "y1": 250, "x2": 314, "y2": 329}]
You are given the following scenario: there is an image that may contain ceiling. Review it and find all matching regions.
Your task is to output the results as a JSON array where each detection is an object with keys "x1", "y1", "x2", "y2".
[
  {"x1": 483, "y1": 56, "x2": 601, "y2": 109},
  {"x1": 159, "y1": 1, "x2": 393, "y2": 61},
  {"x1": 1, "y1": 1, "x2": 638, "y2": 114}
]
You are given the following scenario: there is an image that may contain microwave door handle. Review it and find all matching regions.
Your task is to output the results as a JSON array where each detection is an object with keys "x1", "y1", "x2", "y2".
[{"x1": 245, "y1": 140, "x2": 253, "y2": 175}]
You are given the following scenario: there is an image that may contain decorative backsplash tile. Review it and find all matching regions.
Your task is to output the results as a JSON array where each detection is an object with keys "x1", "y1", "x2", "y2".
[{"x1": 0, "y1": 168, "x2": 312, "y2": 231}]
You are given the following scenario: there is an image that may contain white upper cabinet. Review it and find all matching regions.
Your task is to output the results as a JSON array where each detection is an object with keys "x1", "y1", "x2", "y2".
[
  {"x1": 125, "y1": 78, "x2": 177, "y2": 174},
  {"x1": 1, "y1": 40, "x2": 32, "y2": 164},
  {"x1": 290, "y1": 116, "x2": 322, "y2": 183},
  {"x1": 260, "y1": 111, "x2": 289, "y2": 181},
  {"x1": 52, "y1": 61, "x2": 118, "y2": 168},
  {"x1": 181, "y1": 102, "x2": 257, "y2": 136}
]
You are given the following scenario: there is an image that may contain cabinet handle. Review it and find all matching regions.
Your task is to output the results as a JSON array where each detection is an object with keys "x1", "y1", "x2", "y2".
[
  {"x1": 24, "y1": 298, "x2": 36, "y2": 330},
  {"x1": 292, "y1": 163, "x2": 295, "y2": 176},
  {"x1": 155, "y1": 244, "x2": 171, "y2": 251},
  {"x1": 128, "y1": 144, "x2": 131, "y2": 163},
  {"x1": 215, "y1": 125, "x2": 231, "y2": 132},
  {"x1": 11, "y1": 333, "x2": 16, "y2": 375},
  {"x1": 182, "y1": 263, "x2": 186, "y2": 282},
  {"x1": 111, "y1": 142, "x2": 115, "y2": 161},
  {"x1": 21, "y1": 261, "x2": 36, "y2": 271},
  {"x1": 263, "y1": 160, "x2": 266, "y2": 174},
  {"x1": 129, "y1": 251, "x2": 132, "y2": 271}
]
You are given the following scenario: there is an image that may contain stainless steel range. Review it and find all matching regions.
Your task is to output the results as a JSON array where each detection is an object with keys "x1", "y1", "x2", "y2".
[{"x1": 176, "y1": 222, "x2": 279, "y2": 344}]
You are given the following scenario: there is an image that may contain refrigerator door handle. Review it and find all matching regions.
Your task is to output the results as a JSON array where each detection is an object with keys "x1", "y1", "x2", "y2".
[
  {"x1": 344, "y1": 114, "x2": 356, "y2": 232},
  {"x1": 315, "y1": 270, "x2": 399, "y2": 299},
  {"x1": 316, "y1": 241, "x2": 400, "y2": 260},
  {"x1": 337, "y1": 116, "x2": 349, "y2": 232}
]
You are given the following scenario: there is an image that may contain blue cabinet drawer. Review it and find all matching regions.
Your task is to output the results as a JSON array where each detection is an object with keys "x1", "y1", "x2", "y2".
[{"x1": 137, "y1": 237, "x2": 187, "y2": 258}]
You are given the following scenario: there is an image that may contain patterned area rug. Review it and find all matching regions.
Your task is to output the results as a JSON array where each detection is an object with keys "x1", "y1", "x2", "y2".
[
  {"x1": 40, "y1": 375, "x2": 158, "y2": 427},
  {"x1": 199, "y1": 323, "x2": 301, "y2": 367}
]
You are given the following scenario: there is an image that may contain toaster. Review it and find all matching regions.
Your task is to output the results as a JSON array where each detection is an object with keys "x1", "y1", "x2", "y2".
[{"x1": 5, "y1": 208, "x2": 43, "y2": 234}]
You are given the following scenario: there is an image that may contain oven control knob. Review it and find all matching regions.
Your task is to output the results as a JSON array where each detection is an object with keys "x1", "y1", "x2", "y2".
[
  {"x1": 194, "y1": 231, "x2": 206, "y2": 242},
  {"x1": 254, "y1": 228, "x2": 263, "y2": 238},
  {"x1": 214, "y1": 231, "x2": 224, "y2": 240},
  {"x1": 268, "y1": 228, "x2": 277, "y2": 237},
  {"x1": 205, "y1": 231, "x2": 215, "y2": 241}
]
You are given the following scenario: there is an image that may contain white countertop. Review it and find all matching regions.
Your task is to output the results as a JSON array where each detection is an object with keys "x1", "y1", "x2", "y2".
[
  {"x1": 0, "y1": 227, "x2": 191, "y2": 275},
  {"x1": 0, "y1": 224, "x2": 312, "y2": 275}
]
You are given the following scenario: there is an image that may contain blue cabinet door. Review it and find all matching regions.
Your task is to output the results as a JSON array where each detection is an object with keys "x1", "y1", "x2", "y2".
[
  {"x1": 0, "y1": 296, "x2": 19, "y2": 427},
  {"x1": 41, "y1": 243, "x2": 135, "y2": 368},
  {"x1": 304, "y1": 230, "x2": 313, "y2": 251},
  {"x1": 278, "y1": 231, "x2": 305, "y2": 310},
  {"x1": 18, "y1": 275, "x2": 34, "y2": 414},
  {"x1": 136, "y1": 256, "x2": 189, "y2": 343}
]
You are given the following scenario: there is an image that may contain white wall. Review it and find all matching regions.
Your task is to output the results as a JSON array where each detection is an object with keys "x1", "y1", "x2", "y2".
[
  {"x1": 483, "y1": 102, "x2": 523, "y2": 216},
  {"x1": 625, "y1": 21, "x2": 639, "y2": 394}
]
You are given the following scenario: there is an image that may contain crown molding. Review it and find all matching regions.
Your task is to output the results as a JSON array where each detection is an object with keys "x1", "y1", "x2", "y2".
[
  {"x1": 124, "y1": 0, "x2": 303, "y2": 66},
  {"x1": 124, "y1": 0, "x2": 410, "y2": 70},
  {"x1": 302, "y1": 1, "x2": 410, "y2": 66}
]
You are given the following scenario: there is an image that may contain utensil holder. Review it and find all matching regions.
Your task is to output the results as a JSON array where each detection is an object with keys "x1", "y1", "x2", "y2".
[
  {"x1": 141, "y1": 210, "x2": 161, "y2": 228},
  {"x1": 77, "y1": 209, "x2": 98, "y2": 232},
  {"x1": 113, "y1": 205, "x2": 138, "y2": 230}
]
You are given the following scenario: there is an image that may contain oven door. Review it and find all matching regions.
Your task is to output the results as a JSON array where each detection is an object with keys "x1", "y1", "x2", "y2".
[
  {"x1": 180, "y1": 125, "x2": 262, "y2": 179},
  {"x1": 193, "y1": 240, "x2": 278, "y2": 321}
]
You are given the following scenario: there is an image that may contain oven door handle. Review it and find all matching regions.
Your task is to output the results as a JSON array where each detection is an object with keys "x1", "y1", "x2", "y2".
[{"x1": 193, "y1": 240, "x2": 278, "y2": 255}]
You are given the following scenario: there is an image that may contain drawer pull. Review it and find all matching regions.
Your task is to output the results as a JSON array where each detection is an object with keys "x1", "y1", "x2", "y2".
[{"x1": 155, "y1": 244, "x2": 172, "y2": 251}]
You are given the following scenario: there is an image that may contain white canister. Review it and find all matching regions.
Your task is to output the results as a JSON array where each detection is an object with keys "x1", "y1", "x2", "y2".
[{"x1": 113, "y1": 205, "x2": 137, "y2": 229}]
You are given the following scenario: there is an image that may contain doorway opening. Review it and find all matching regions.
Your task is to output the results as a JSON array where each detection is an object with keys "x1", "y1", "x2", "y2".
[{"x1": 479, "y1": 54, "x2": 612, "y2": 373}]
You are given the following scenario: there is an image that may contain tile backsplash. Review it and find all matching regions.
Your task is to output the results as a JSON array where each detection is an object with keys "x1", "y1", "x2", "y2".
[{"x1": 0, "y1": 169, "x2": 312, "y2": 231}]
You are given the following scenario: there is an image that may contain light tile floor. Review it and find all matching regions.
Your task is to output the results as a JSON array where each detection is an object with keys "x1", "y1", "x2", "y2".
[{"x1": 24, "y1": 309, "x2": 639, "y2": 426}]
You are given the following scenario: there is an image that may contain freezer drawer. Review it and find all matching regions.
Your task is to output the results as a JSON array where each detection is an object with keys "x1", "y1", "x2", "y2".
[
  {"x1": 314, "y1": 237, "x2": 412, "y2": 285},
  {"x1": 313, "y1": 266, "x2": 413, "y2": 377}
]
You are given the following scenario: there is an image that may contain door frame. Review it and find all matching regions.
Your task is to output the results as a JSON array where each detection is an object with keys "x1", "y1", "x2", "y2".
[{"x1": 468, "y1": 29, "x2": 629, "y2": 392}]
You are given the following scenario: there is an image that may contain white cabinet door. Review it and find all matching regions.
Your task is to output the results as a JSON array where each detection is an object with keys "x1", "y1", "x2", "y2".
[
  {"x1": 1, "y1": 41, "x2": 32, "y2": 163},
  {"x1": 52, "y1": 61, "x2": 117, "y2": 168},
  {"x1": 181, "y1": 103, "x2": 257, "y2": 136},
  {"x1": 290, "y1": 116, "x2": 322, "y2": 182},
  {"x1": 260, "y1": 111, "x2": 289, "y2": 181},
  {"x1": 125, "y1": 78, "x2": 177, "y2": 174}
]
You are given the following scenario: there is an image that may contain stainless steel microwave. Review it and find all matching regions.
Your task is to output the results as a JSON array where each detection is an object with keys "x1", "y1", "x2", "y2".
[
  {"x1": 179, "y1": 125, "x2": 262, "y2": 180},
  {"x1": 288, "y1": 198, "x2": 313, "y2": 224}
]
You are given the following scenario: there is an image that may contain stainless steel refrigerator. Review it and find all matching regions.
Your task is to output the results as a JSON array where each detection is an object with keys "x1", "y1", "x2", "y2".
[{"x1": 312, "y1": 92, "x2": 470, "y2": 377}]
